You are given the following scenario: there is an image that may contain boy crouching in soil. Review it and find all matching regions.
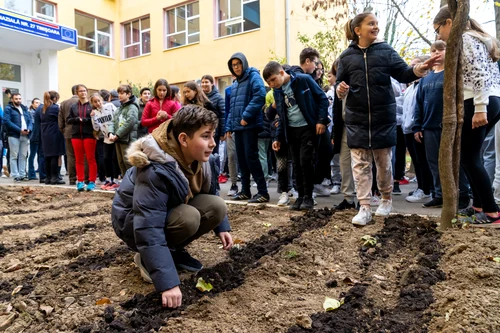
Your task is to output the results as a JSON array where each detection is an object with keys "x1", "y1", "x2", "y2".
[{"x1": 111, "y1": 105, "x2": 233, "y2": 308}]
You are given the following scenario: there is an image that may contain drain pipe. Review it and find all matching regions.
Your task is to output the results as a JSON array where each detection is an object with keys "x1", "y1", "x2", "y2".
[{"x1": 285, "y1": 0, "x2": 290, "y2": 63}]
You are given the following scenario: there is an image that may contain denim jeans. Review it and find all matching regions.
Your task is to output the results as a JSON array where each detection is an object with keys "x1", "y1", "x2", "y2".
[
  {"x1": 28, "y1": 141, "x2": 45, "y2": 179},
  {"x1": 8, "y1": 135, "x2": 30, "y2": 178}
]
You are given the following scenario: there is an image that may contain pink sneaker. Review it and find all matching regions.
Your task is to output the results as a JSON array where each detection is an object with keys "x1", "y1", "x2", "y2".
[{"x1": 108, "y1": 183, "x2": 120, "y2": 190}]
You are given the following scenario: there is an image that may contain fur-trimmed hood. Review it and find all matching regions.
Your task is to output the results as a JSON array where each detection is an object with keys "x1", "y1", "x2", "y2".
[{"x1": 126, "y1": 125, "x2": 212, "y2": 198}]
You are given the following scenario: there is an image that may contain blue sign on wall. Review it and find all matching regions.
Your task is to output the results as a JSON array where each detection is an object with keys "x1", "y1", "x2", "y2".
[{"x1": 0, "y1": 8, "x2": 77, "y2": 46}]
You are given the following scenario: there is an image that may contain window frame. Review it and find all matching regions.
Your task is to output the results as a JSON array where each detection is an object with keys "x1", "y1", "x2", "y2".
[
  {"x1": 216, "y1": 0, "x2": 260, "y2": 38},
  {"x1": 122, "y1": 16, "x2": 151, "y2": 60},
  {"x1": 34, "y1": 0, "x2": 56, "y2": 22},
  {"x1": 75, "y1": 12, "x2": 113, "y2": 58},
  {"x1": 164, "y1": 2, "x2": 200, "y2": 50}
]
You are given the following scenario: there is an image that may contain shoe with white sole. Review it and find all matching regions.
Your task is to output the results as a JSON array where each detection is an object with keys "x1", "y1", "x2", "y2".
[
  {"x1": 352, "y1": 205, "x2": 372, "y2": 226},
  {"x1": 277, "y1": 192, "x2": 290, "y2": 206},
  {"x1": 370, "y1": 195, "x2": 380, "y2": 206},
  {"x1": 330, "y1": 184, "x2": 341, "y2": 194},
  {"x1": 375, "y1": 199, "x2": 393, "y2": 216},
  {"x1": 405, "y1": 189, "x2": 431, "y2": 203},
  {"x1": 313, "y1": 184, "x2": 331, "y2": 197},
  {"x1": 133, "y1": 253, "x2": 153, "y2": 283}
]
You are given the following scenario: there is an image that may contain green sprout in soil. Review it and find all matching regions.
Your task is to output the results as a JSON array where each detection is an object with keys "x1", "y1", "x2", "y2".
[
  {"x1": 285, "y1": 250, "x2": 299, "y2": 259},
  {"x1": 361, "y1": 235, "x2": 377, "y2": 247}
]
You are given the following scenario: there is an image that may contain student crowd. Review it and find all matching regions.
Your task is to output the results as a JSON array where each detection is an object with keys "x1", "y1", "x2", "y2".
[{"x1": 1, "y1": 5, "x2": 499, "y2": 309}]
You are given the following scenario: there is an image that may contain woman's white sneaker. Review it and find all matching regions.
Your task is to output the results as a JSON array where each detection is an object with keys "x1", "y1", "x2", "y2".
[
  {"x1": 375, "y1": 199, "x2": 393, "y2": 216},
  {"x1": 352, "y1": 206, "x2": 372, "y2": 226}
]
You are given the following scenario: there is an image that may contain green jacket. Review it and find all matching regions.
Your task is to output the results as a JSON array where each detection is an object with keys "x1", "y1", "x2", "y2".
[{"x1": 109, "y1": 95, "x2": 139, "y2": 143}]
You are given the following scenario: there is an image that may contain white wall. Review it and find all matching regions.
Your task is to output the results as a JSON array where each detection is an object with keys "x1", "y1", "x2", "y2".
[{"x1": 0, "y1": 48, "x2": 58, "y2": 105}]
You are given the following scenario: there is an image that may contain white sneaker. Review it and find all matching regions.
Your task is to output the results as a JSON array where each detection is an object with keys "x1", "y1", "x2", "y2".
[
  {"x1": 352, "y1": 206, "x2": 372, "y2": 226},
  {"x1": 405, "y1": 189, "x2": 431, "y2": 203},
  {"x1": 375, "y1": 199, "x2": 393, "y2": 216},
  {"x1": 370, "y1": 195, "x2": 381, "y2": 206},
  {"x1": 321, "y1": 178, "x2": 331, "y2": 186},
  {"x1": 330, "y1": 184, "x2": 340, "y2": 194},
  {"x1": 313, "y1": 184, "x2": 330, "y2": 197},
  {"x1": 133, "y1": 253, "x2": 153, "y2": 284},
  {"x1": 289, "y1": 188, "x2": 298, "y2": 198},
  {"x1": 277, "y1": 192, "x2": 290, "y2": 206}
]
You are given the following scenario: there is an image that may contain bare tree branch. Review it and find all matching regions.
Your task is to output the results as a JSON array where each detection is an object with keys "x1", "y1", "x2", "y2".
[{"x1": 389, "y1": 0, "x2": 433, "y2": 46}]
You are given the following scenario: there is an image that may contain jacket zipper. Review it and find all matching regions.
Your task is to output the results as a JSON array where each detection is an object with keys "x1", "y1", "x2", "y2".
[
  {"x1": 79, "y1": 103, "x2": 84, "y2": 139},
  {"x1": 363, "y1": 49, "x2": 372, "y2": 148}
]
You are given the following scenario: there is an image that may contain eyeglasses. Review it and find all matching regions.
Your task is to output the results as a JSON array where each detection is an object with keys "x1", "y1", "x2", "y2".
[
  {"x1": 434, "y1": 23, "x2": 442, "y2": 35},
  {"x1": 232, "y1": 62, "x2": 242, "y2": 68}
]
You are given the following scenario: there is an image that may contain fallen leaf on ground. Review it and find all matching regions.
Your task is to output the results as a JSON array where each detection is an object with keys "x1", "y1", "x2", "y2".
[
  {"x1": 11, "y1": 285, "x2": 23, "y2": 295},
  {"x1": 95, "y1": 297, "x2": 112, "y2": 305},
  {"x1": 323, "y1": 297, "x2": 341, "y2": 312},
  {"x1": 233, "y1": 238, "x2": 245, "y2": 244},
  {"x1": 39, "y1": 305, "x2": 53, "y2": 315},
  {"x1": 373, "y1": 274, "x2": 386, "y2": 281},
  {"x1": 445, "y1": 309, "x2": 454, "y2": 322},
  {"x1": 487, "y1": 256, "x2": 500, "y2": 263},
  {"x1": 263, "y1": 223, "x2": 272, "y2": 227},
  {"x1": 196, "y1": 277, "x2": 213, "y2": 292},
  {"x1": 342, "y1": 277, "x2": 359, "y2": 285}
]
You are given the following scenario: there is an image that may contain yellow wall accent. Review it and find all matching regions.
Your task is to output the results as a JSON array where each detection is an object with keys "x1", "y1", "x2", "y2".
[{"x1": 22, "y1": 0, "x2": 345, "y2": 100}]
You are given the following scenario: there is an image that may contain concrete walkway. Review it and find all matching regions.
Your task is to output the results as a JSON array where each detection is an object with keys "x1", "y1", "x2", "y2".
[{"x1": 0, "y1": 173, "x2": 443, "y2": 217}]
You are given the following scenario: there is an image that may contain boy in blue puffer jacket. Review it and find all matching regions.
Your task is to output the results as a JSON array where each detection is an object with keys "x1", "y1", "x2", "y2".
[
  {"x1": 263, "y1": 61, "x2": 329, "y2": 211},
  {"x1": 225, "y1": 52, "x2": 268, "y2": 203}
]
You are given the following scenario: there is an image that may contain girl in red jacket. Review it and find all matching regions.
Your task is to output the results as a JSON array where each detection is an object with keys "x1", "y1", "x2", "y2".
[{"x1": 141, "y1": 79, "x2": 180, "y2": 133}]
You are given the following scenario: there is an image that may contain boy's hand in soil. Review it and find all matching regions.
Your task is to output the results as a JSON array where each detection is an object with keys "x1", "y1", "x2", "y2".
[
  {"x1": 162, "y1": 286, "x2": 182, "y2": 308},
  {"x1": 218, "y1": 232, "x2": 233, "y2": 250}
]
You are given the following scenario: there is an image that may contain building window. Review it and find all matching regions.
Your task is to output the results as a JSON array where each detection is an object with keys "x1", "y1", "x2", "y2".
[
  {"x1": 123, "y1": 17, "x2": 151, "y2": 59},
  {"x1": 165, "y1": 2, "x2": 200, "y2": 49},
  {"x1": 75, "y1": 12, "x2": 112, "y2": 57},
  {"x1": 35, "y1": 1, "x2": 56, "y2": 22},
  {"x1": 0, "y1": 63, "x2": 22, "y2": 82},
  {"x1": 4, "y1": 0, "x2": 56, "y2": 22},
  {"x1": 217, "y1": 0, "x2": 260, "y2": 37}
]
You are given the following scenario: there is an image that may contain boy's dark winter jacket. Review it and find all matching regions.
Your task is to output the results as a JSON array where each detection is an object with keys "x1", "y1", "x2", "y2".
[
  {"x1": 3, "y1": 102, "x2": 33, "y2": 138},
  {"x1": 111, "y1": 134, "x2": 231, "y2": 292},
  {"x1": 336, "y1": 41, "x2": 419, "y2": 149},
  {"x1": 206, "y1": 87, "x2": 225, "y2": 137},
  {"x1": 225, "y1": 52, "x2": 266, "y2": 132},
  {"x1": 268, "y1": 70, "x2": 329, "y2": 143},
  {"x1": 67, "y1": 101, "x2": 94, "y2": 139}
]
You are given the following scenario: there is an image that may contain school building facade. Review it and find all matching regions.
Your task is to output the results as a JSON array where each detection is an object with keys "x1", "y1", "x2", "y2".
[{"x1": 0, "y1": 0, "x2": 345, "y2": 105}]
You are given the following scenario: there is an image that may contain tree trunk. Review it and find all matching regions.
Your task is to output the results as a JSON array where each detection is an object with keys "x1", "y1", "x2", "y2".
[
  {"x1": 495, "y1": 2, "x2": 500, "y2": 40},
  {"x1": 439, "y1": 0, "x2": 469, "y2": 230},
  {"x1": 440, "y1": 0, "x2": 448, "y2": 7}
]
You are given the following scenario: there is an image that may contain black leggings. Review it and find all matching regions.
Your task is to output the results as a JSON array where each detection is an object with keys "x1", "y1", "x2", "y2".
[
  {"x1": 461, "y1": 97, "x2": 500, "y2": 212},
  {"x1": 404, "y1": 133, "x2": 433, "y2": 195},
  {"x1": 45, "y1": 155, "x2": 59, "y2": 183},
  {"x1": 103, "y1": 143, "x2": 120, "y2": 180}
]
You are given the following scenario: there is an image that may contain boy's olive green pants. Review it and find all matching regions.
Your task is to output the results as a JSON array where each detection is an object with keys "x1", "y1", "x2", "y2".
[{"x1": 165, "y1": 194, "x2": 227, "y2": 248}]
